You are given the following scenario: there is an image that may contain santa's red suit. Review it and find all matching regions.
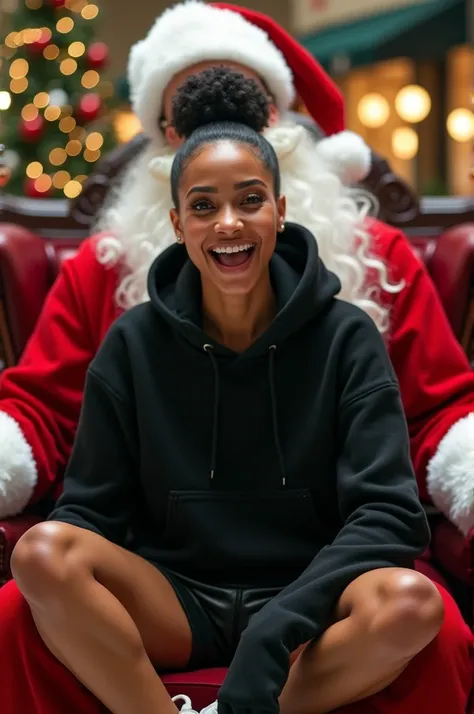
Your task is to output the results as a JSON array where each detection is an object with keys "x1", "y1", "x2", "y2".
[{"x1": 0, "y1": 2, "x2": 473, "y2": 713}]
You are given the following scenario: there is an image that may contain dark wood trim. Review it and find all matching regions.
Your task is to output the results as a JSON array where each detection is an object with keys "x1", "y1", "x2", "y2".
[{"x1": 0, "y1": 299, "x2": 15, "y2": 369}]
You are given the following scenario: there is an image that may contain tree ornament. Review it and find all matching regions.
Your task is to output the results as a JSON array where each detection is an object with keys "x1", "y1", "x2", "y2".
[
  {"x1": 20, "y1": 114, "x2": 45, "y2": 142},
  {"x1": 76, "y1": 92, "x2": 101, "y2": 123},
  {"x1": 28, "y1": 29, "x2": 51, "y2": 55},
  {"x1": 49, "y1": 88, "x2": 69, "y2": 107},
  {"x1": 24, "y1": 177, "x2": 53, "y2": 198},
  {"x1": 0, "y1": 165, "x2": 11, "y2": 189},
  {"x1": 85, "y1": 42, "x2": 109, "y2": 69},
  {"x1": 47, "y1": 0, "x2": 66, "y2": 7},
  {"x1": 2, "y1": 149, "x2": 20, "y2": 171}
]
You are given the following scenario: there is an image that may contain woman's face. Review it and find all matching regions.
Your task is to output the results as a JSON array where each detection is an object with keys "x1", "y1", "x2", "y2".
[{"x1": 170, "y1": 141, "x2": 286, "y2": 297}]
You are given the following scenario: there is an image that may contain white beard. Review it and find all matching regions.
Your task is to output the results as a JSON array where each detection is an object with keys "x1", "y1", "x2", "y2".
[{"x1": 95, "y1": 121, "x2": 402, "y2": 333}]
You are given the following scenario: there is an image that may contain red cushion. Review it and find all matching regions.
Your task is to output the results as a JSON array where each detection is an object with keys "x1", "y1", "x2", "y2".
[
  {"x1": 163, "y1": 668, "x2": 226, "y2": 710},
  {"x1": 432, "y1": 520, "x2": 474, "y2": 586},
  {"x1": 0, "y1": 515, "x2": 42, "y2": 586}
]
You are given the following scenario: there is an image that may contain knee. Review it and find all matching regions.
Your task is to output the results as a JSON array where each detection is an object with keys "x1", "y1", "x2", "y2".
[
  {"x1": 11, "y1": 522, "x2": 84, "y2": 601},
  {"x1": 371, "y1": 571, "x2": 444, "y2": 654}
]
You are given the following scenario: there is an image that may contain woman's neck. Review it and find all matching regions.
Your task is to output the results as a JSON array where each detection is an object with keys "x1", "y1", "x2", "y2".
[{"x1": 202, "y1": 272, "x2": 276, "y2": 353}]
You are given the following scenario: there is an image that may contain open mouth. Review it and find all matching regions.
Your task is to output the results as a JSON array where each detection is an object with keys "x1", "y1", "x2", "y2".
[{"x1": 209, "y1": 243, "x2": 256, "y2": 271}]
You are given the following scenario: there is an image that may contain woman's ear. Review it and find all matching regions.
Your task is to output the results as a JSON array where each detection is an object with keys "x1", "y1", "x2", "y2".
[
  {"x1": 268, "y1": 103, "x2": 279, "y2": 128},
  {"x1": 169, "y1": 208, "x2": 184, "y2": 243},
  {"x1": 165, "y1": 124, "x2": 184, "y2": 150}
]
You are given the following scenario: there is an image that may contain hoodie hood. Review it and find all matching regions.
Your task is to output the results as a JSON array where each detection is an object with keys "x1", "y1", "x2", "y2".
[{"x1": 147, "y1": 222, "x2": 341, "y2": 357}]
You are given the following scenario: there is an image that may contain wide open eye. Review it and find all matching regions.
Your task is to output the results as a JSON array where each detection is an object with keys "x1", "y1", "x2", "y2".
[{"x1": 191, "y1": 199, "x2": 215, "y2": 212}]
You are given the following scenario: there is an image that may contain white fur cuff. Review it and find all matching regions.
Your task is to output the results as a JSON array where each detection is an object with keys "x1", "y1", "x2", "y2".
[
  {"x1": 0, "y1": 411, "x2": 37, "y2": 519},
  {"x1": 427, "y1": 413, "x2": 474, "y2": 535}
]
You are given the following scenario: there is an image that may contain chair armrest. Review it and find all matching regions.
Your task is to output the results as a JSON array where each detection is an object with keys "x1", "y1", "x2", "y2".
[
  {"x1": 0, "y1": 224, "x2": 52, "y2": 363},
  {"x1": 431, "y1": 519, "x2": 474, "y2": 587},
  {"x1": 428, "y1": 223, "x2": 474, "y2": 342},
  {"x1": 0, "y1": 514, "x2": 42, "y2": 586}
]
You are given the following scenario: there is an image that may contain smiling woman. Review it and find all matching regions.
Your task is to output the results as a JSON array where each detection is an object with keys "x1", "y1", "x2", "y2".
[{"x1": 168, "y1": 67, "x2": 285, "y2": 346}]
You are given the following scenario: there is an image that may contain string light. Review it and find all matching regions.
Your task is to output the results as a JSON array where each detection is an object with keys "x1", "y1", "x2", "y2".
[
  {"x1": 25, "y1": 0, "x2": 43, "y2": 8},
  {"x1": 34, "y1": 92, "x2": 49, "y2": 108},
  {"x1": 10, "y1": 78, "x2": 28, "y2": 93},
  {"x1": 22, "y1": 29, "x2": 40, "y2": 44},
  {"x1": 26, "y1": 161, "x2": 43, "y2": 179},
  {"x1": 81, "y1": 4, "x2": 99, "y2": 20},
  {"x1": 68, "y1": 41, "x2": 86, "y2": 58},
  {"x1": 69, "y1": 127, "x2": 85, "y2": 141},
  {"x1": 49, "y1": 148, "x2": 68, "y2": 166},
  {"x1": 9, "y1": 58, "x2": 29, "y2": 79},
  {"x1": 14, "y1": 31, "x2": 25, "y2": 47},
  {"x1": 0, "y1": 91, "x2": 12, "y2": 110},
  {"x1": 53, "y1": 170, "x2": 71, "y2": 189},
  {"x1": 35, "y1": 174, "x2": 53, "y2": 193},
  {"x1": 84, "y1": 148, "x2": 101, "y2": 162},
  {"x1": 66, "y1": 139, "x2": 82, "y2": 156},
  {"x1": 4, "y1": 33, "x2": 17, "y2": 49},
  {"x1": 60, "y1": 58, "x2": 77, "y2": 75},
  {"x1": 67, "y1": 0, "x2": 87, "y2": 11},
  {"x1": 75, "y1": 174, "x2": 88, "y2": 183},
  {"x1": 21, "y1": 104, "x2": 39, "y2": 121},
  {"x1": 64, "y1": 179, "x2": 82, "y2": 198},
  {"x1": 56, "y1": 17, "x2": 75, "y2": 34},
  {"x1": 81, "y1": 70, "x2": 99, "y2": 89},
  {"x1": 59, "y1": 116, "x2": 76, "y2": 133},
  {"x1": 43, "y1": 45, "x2": 60, "y2": 60},
  {"x1": 85, "y1": 132, "x2": 104, "y2": 151},
  {"x1": 44, "y1": 105, "x2": 61, "y2": 121}
]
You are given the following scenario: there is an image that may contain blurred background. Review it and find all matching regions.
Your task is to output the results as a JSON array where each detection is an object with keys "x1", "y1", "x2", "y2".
[{"x1": 0, "y1": 0, "x2": 472, "y2": 198}]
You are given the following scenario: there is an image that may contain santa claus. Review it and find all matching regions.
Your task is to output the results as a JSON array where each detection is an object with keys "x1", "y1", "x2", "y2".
[{"x1": 0, "y1": 4, "x2": 473, "y2": 714}]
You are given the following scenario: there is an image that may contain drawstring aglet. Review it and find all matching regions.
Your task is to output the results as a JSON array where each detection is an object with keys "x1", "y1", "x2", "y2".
[
  {"x1": 282, "y1": 476, "x2": 286, "y2": 487},
  {"x1": 210, "y1": 469, "x2": 215, "y2": 481}
]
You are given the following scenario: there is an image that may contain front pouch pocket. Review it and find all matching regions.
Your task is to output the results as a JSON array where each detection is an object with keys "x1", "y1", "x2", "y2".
[{"x1": 159, "y1": 488, "x2": 324, "y2": 572}]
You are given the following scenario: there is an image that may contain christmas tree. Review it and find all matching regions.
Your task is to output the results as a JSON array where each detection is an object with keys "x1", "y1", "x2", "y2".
[{"x1": 0, "y1": 0, "x2": 116, "y2": 199}]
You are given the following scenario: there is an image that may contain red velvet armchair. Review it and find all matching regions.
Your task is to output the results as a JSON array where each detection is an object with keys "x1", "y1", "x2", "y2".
[{"x1": 1, "y1": 133, "x2": 474, "y2": 626}]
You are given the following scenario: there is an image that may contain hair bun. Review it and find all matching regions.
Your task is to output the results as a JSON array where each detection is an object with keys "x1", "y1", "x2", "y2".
[{"x1": 171, "y1": 66, "x2": 270, "y2": 139}]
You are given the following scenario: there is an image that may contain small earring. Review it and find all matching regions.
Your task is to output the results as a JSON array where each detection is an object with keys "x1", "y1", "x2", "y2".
[
  {"x1": 176, "y1": 236, "x2": 183, "y2": 244},
  {"x1": 279, "y1": 222, "x2": 285, "y2": 233}
]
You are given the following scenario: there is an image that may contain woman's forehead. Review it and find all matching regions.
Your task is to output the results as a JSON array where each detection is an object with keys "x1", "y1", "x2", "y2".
[{"x1": 182, "y1": 142, "x2": 268, "y2": 185}]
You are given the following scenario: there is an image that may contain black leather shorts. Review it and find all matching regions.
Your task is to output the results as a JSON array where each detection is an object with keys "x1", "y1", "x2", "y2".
[{"x1": 159, "y1": 567, "x2": 282, "y2": 670}]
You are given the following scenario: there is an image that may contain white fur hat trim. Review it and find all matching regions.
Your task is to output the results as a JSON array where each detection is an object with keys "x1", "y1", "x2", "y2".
[{"x1": 128, "y1": 1, "x2": 294, "y2": 145}]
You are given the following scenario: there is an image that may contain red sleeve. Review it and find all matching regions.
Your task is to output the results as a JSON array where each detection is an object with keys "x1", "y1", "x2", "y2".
[
  {"x1": 0, "y1": 238, "x2": 118, "y2": 516},
  {"x1": 377, "y1": 226, "x2": 474, "y2": 530}
]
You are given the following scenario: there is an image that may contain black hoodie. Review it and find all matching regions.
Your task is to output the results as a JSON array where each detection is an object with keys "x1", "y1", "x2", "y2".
[{"x1": 49, "y1": 223, "x2": 429, "y2": 714}]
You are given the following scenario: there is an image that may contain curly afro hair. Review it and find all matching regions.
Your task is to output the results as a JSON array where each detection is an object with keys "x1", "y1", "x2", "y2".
[{"x1": 171, "y1": 66, "x2": 270, "y2": 139}]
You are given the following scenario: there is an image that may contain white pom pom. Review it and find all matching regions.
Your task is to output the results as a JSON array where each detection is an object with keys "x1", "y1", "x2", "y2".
[{"x1": 315, "y1": 131, "x2": 372, "y2": 184}]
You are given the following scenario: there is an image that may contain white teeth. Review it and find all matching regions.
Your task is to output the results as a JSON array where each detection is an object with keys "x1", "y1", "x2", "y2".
[{"x1": 211, "y1": 243, "x2": 254, "y2": 254}]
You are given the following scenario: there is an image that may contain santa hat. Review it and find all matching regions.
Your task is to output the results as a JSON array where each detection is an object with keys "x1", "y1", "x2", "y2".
[{"x1": 128, "y1": 0, "x2": 371, "y2": 182}]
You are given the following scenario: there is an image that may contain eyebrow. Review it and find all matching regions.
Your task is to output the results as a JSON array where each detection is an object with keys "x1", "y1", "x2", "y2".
[{"x1": 186, "y1": 178, "x2": 267, "y2": 198}]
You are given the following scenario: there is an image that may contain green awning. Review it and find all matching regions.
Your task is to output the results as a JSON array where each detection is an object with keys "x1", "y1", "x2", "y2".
[{"x1": 301, "y1": 0, "x2": 466, "y2": 70}]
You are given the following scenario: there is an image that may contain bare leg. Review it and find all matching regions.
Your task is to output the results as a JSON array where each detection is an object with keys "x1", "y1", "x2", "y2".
[
  {"x1": 279, "y1": 568, "x2": 444, "y2": 714},
  {"x1": 12, "y1": 522, "x2": 193, "y2": 714}
]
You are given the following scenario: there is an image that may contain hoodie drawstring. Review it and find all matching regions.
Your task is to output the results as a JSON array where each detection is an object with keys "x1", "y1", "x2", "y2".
[
  {"x1": 203, "y1": 344, "x2": 219, "y2": 483},
  {"x1": 268, "y1": 345, "x2": 287, "y2": 487},
  {"x1": 203, "y1": 343, "x2": 287, "y2": 488}
]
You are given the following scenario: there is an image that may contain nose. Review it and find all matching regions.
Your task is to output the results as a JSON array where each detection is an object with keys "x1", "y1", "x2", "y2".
[{"x1": 214, "y1": 205, "x2": 243, "y2": 236}]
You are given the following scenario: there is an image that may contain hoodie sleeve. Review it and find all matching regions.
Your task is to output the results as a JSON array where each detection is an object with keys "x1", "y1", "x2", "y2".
[
  {"x1": 218, "y1": 311, "x2": 430, "y2": 714},
  {"x1": 47, "y1": 351, "x2": 139, "y2": 546}
]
